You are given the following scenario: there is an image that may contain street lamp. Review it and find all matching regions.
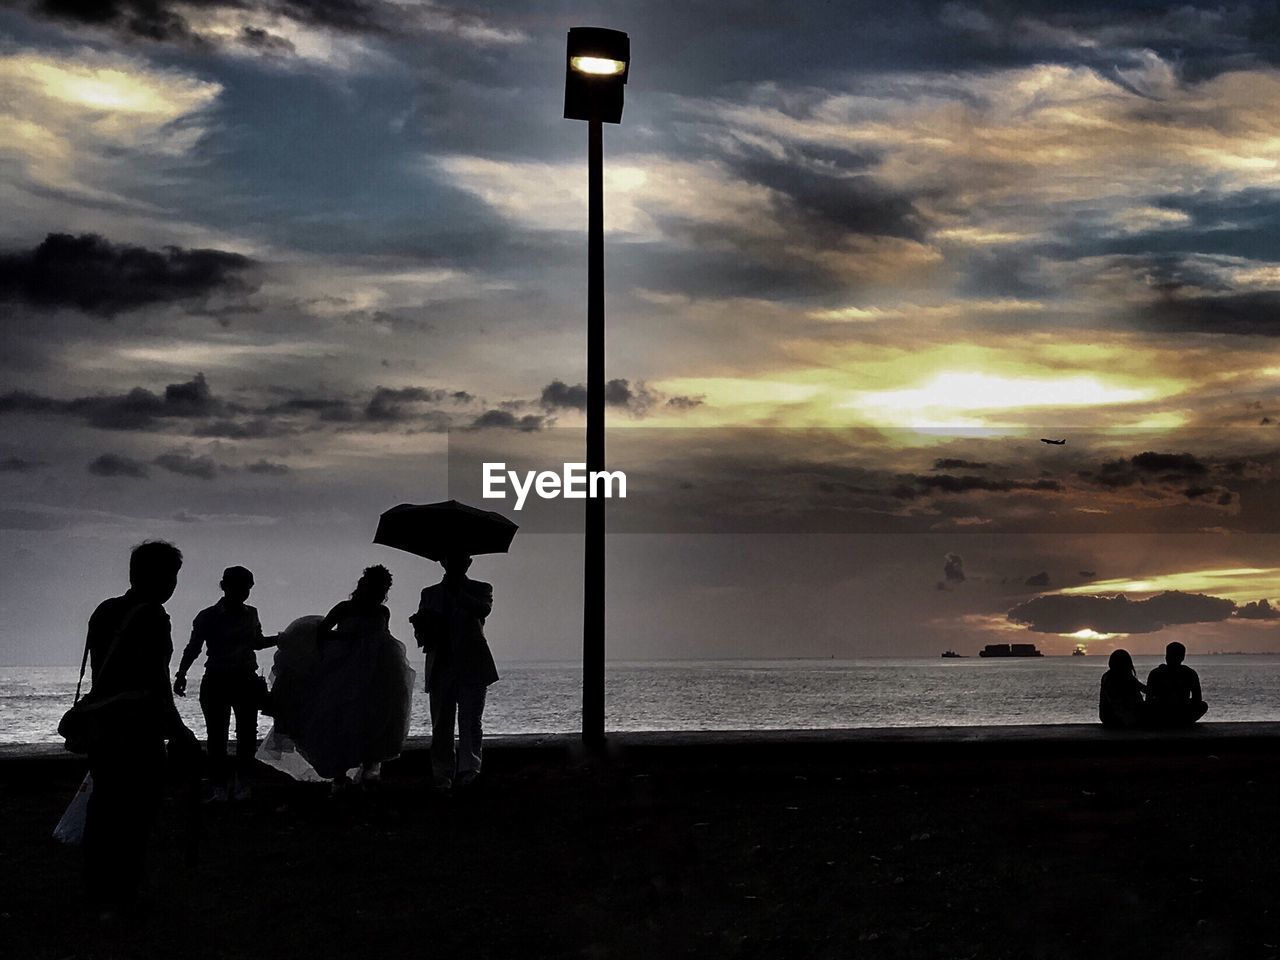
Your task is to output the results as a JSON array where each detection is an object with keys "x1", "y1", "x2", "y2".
[{"x1": 564, "y1": 26, "x2": 629, "y2": 748}]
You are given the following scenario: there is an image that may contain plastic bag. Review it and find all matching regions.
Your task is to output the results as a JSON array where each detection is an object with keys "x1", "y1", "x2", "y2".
[{"x1": 53, "y1": 773, "x2": 93, "y2": 846}]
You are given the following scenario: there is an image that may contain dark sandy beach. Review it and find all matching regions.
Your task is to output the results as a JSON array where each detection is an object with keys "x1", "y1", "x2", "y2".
[{"x1": 3, "y1": 726, "x2": 1279, "y2": 960}]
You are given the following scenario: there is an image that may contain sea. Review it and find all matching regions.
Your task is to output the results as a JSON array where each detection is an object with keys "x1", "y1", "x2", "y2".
[{"x1": 5, "y1": 655, "x2": 1280, "y2": 745}]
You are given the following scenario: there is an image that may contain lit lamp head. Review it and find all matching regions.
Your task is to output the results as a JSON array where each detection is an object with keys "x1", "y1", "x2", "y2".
[{"x1": 564, "y1": 26, "x2": 630, "y2": 124}]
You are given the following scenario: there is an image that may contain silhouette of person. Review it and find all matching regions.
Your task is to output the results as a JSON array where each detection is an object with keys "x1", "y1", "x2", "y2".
[
  {"x1": 1099, "y1": 648, "x2": 1146, "y2": 729},
  {"x1": 412, "y1": 553, "x2": 498, "y2": 791},
  {"x1": 1146, "y1": 641, "x2": 1208, "y2": 727},
  {"x1": 294, "y1": 565, "x2": 415, "y2": 789},
  {"x1": 82, "y1": 540, "x2": 200, "y2": 918},
  {"x1": 175, "y1": 566, "x2": 276, "y2": 802}
]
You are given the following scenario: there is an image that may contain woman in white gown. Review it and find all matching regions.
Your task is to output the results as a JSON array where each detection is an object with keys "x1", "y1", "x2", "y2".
[{"x1": 257, "y1": 565, "x2": 414, "y2": 785}]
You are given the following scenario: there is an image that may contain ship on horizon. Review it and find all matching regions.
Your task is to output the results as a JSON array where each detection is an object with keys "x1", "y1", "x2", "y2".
[{"x1": 978, "y1": 643, "x2": 1043, "y2": 658}]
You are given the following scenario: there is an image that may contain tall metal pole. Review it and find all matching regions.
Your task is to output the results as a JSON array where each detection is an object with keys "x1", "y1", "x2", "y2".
[{"x1": 583, "y1": 117, "x2": 606, "y2": 747}]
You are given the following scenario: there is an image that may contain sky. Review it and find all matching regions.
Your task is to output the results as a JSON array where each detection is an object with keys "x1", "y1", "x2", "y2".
[{"x1": 2, "y1": 0, "x2": 1280, "y2": 666}]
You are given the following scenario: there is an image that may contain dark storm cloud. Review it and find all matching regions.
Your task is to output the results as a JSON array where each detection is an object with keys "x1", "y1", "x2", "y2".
[
  {"x1": 1237, "y1": 598, "x2": 1280, "y2": 620},
  {"x1": 540, "y1": 381, "x2": 587, "y2": 412},
  {"x1": 1024, "y1": 571, "x2": 1050, "y2": 587},
  {"x1": 469, "y1": 409, "x2": 544, "y2": 431},
  {"x1": 540, "y1": 379, "x2": 658, "y2": 415},
  {"x1": 364, "y1": 386, "x2": 450, "y2": 422},
  {"x1": 943, "y1": 553, "x2": 965, "y2": 583},
  {"x1": 30, "y1": 0, "x2": 381, "y2": 45},
  {"x1": 1135, "y1": 290, "x2": 1280, "y2": 337},
  {"x1": 666, "y1": 395, "x2": 704, "y2": 410},
  {"x1": 0, "y1": 376, "x2": 481, "y2": 436},
  {"x1": 31, "y1": 0, "x2": 206, "y2": 46},
  {"x1": 238, "y1": 24, "x2": 296, "y2": 55},
  {"x1": 0, "y1": 234, "x2": 254, "y2": 317},
  {"x1": 0, "y1": 374, "x2": 227, "y2": 431},
  {"x1": 1007, "y1": 590, "x2": 1237, "y2": 635},
  {"x1": 933, "y1": 458, "x2": 990, "y2": 471},
  {"x1": 87, "y1": 453, "x2": 149, "y2": 478},
  {"x1": 893, "y1": 474, "x2": 1062, "y2": 499},
  {"x1": 1080, "y1": 451, "x2": 1212, "y2": 490},
  {"x1": 22, "y1": 0, "x2": 521, "y2": 52},
  {"x1": 154, "y1": 451, "x2": 219, "y2": 479},
  {"x1": 727, "y1": 152, "x2": 927, "y2": 244}
]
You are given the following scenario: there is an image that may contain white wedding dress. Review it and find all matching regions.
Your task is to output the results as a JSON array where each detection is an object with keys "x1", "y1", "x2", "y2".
[{"x1": 257, "y1": 610, "x2": 415, "y2": 781}]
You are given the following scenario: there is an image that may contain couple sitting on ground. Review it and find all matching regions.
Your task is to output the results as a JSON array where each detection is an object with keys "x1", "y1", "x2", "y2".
[{"x1": 1099, "y1": 641, "x2": 1209, "y2": 730}]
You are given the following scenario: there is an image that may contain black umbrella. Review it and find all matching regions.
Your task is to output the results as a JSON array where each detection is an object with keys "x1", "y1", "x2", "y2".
[{"x1": 373, "y1": 500, "x2": 518, "y2": 561}]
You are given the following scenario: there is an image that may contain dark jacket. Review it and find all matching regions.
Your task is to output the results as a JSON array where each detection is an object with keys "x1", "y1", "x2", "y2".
[
  {"x1": 1099, "y1": 670, "x2": 1145, "y2": 728},
  {"x1": 86, "y1": 591, "x2": 185, "y2": 741},
  {"x1": 412, "y1": 577, "x2": 499, "y2": 689}
]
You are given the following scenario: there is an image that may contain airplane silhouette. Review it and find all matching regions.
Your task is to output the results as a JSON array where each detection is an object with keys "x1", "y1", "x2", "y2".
[{"x1": 1040, "y1": 438, "x2": 1066, "y2": 445}]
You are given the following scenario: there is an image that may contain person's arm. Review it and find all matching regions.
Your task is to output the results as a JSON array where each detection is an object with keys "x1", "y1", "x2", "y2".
[
  {"x1": 149, "y1": 607, "x2": 190, "y2": 740},
  {"x1": 174, "y1": 610, "x2": 207, "y2": 696},
  {"x1": 250, "y1": 608, "x2": 277, "y2": 650},
  {"x1": 411, "y1": 589, "x2": 443, "y2": 650},
  {"x1": 1190, "y1": 668, "x2": 1203, "y2": 703}
]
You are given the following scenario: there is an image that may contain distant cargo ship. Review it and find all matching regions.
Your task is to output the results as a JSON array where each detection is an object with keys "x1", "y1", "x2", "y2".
[
  {"x1": 978, "y1": 643, "x2": 1043, "y2": 658},
  {"x1": 940, "y1": 650, "x2": 966, "y2": 658}
]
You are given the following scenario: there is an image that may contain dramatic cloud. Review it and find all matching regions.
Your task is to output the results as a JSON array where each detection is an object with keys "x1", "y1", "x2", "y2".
[
  {"x1": 934, "y1": 459, "x2": 990, "y2": 471},
  {"x1": 364, "y1": 386, "x2": 451, "y2": 422},
  {"x1": 1236, "y1": 598, "x2": 1280, "y2": 620},
  {"x1": 0, "y1": 48, "x2": 221, "y2": 202},
  {"x1": 0, "y1": 234, "x2": 254, "y2": 316},
  {"x1": 470, "y1": 409, "x2": 544, "y2": 431},
  {"x1": 540, "y1": 378, "x2": 659, "y2": 415},
  {"x1": 540, "y1": 381, "x2": 587, "y2": 411},
  {"x1": 1008, "y1": 590, "x2": 1238, "y2": 635},
  {"x1": 0, "y1": 373, "x2": 225, "y2": 431},
  {"x1": 87, "y1": 452, "x2": 148, "y2": 477},
  {"x1": 1025, "y1": 571, "x2": 1050, "y2": 587},
  {"x1": 20, "y1": 0, "x2": 526, "y2": 68}
]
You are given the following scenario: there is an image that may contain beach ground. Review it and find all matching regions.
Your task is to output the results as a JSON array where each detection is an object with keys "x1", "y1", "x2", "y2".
[{"x1": 3, "y1": 729, "x2": 1279, "y2": 960}]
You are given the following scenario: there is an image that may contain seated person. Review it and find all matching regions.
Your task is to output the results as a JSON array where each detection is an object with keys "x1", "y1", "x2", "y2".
[
  {"x1": 1099, "y1": 648, "x2": 1146, "y2": 729},
  {"x1": 1145, "y1": 641, "x2": 1208, "y2": 727}
]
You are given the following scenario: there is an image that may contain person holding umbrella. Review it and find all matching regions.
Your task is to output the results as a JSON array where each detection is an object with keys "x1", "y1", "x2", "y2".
[
  {"x1": 375, "y1": 500, "x2": 515, "y2": 792},
  {"x1": 413, "y1": 553, "x2": 499, "y2": 790}
]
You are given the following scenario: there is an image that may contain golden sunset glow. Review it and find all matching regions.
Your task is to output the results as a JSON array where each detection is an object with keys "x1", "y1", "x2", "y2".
[
  {"x1": 1061, "y1": 568, "x2": 1280, "y2": 604},
  {"x1": 3, "y1": 54, "x2": 219, "y2": 116}
]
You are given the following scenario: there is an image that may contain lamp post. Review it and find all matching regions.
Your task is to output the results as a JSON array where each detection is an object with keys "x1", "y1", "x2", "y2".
[{"x1": 564, "y1": 26, "x2": 629, "y2": 748}]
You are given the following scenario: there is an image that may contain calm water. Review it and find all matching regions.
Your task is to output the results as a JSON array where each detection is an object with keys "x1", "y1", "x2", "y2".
[{"x1": 5, "y1": 655, "x2": 1280, "y2": 745}]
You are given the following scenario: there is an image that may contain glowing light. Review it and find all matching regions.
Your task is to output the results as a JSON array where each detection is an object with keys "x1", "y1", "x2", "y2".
[
  {"x1": 570, "y1": 56, "x2": 626, "y2": 76},
  {"x1": 1068, "y1": 629, "x2": 1120, "y2": 641},
  {"x1": 1059, "y1": 567, "x2": 1280, "y2": 604},
  {"x1": 847, "y1": 371, "x2": 1154, "y2": 427}
]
